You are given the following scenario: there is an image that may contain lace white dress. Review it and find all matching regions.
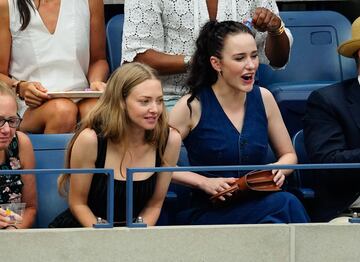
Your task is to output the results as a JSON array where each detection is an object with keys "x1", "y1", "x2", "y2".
[{"x1": 122, "y1": 0, "x2": 292, "y2": 101}]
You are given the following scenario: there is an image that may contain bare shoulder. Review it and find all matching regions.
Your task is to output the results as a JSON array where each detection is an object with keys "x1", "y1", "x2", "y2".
[
  {"x1": 170, "y1": 94, "x2": 200, "y2": 122},
  {"x1": 259, "y1": 86, "x2": 275, "y2": 102},
  {"x1": 16, "y1": 131, "x2": 33, "y2": 150},
  {"x1": 73, "y1": 128, "x2": 98, "y2": 150},
  {"x1": 167, "y1": 127, "x2": 182, "y2": 148},
  {"x1": 259, "y1": 86, "x2": 277, "y2": 108}
]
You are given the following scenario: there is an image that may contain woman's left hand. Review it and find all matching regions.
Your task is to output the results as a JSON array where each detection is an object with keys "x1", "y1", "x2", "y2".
[
  {"x1": 272, "y1": 169, "x2": 286, "y2": 187},
  {"x1": 252, "y1": 7, "x2": 282, "y2": 33},
  {"x1": 89, "y1": 81, "x2": 106, "y2": 91}
]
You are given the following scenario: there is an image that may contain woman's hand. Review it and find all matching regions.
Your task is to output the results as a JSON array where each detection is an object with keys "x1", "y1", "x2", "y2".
[
  {"x1": 252, "y1": 7, "x2": 282, "y2": 33},
  {"x1": 0, "y1": 208, "x2": 22, "y2": 229},
  {"x1": 19, "y1": 81, "x2": 49, "y2": 108},
  {"x1": 89, "y1": 81, "x2": 106, "y2": 91},
  {"x1": 272, "y1": 169, "x2": 286, "y2": 187},
  {"x1": 198, "y1": 177, "x2": 237, "y2": 201}
]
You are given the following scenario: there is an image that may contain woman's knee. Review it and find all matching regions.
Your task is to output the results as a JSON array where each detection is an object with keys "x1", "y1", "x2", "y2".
[{"x1": 45, "y1": 99, "x2": 78, "y2": 132}]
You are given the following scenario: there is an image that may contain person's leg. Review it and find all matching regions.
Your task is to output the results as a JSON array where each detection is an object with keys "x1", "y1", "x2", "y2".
[
  {"x1": 20, "y1": 98, "x2": 78, "y2": 134},
  {"x1": 77, "y1": 98, "x2": 98, "y2": 120},
  {"x1": 187, "y1": 192, "x2": 309, "y2": 225}
]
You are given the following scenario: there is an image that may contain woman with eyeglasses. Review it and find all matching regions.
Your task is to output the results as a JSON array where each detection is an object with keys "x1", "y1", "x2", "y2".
[{"x1": 0, "y1": 81, "x2": 37, "y2": 229}]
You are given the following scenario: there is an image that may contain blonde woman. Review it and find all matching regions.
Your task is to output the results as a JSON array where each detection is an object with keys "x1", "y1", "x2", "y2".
[{"x1": 50, "y1": 63, "x2": 181, "y2": 227}]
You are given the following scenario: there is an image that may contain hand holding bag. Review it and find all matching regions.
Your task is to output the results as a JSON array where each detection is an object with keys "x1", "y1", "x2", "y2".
[{"x1": 209, "y1": 170, "x2": 281, "y2": 201}]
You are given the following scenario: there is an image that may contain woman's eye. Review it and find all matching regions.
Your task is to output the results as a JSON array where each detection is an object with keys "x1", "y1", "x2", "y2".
[{"x1": 139, "y1": 100, "x2": 149, "y2": 105}]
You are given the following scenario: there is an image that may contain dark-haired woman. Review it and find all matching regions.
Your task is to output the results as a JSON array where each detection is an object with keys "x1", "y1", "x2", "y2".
[
  {"x1": 0, "y1": 0, "x2": 108, "y2": 133},
  {"x1": 170, "y1": 21, "x2": 309, "y2": 225}
]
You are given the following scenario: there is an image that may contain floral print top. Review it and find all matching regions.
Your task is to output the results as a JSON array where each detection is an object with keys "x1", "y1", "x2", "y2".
[{"x1": 0, "y1": 135, "x2": 23, "y2": 204}]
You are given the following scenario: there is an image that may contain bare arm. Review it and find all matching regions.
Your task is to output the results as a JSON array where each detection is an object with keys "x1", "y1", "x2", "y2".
[
  {"x1": 87, "y1": 0, "x2": 109, "y2": 91},
  {"x1": 139, "y1": 128, "x2": 181, "y2": 226},
  {"x1": 122, "y1": 0, "x2": 187, "y2": 75},
  {"x1": 68, "y1": 128, "x2": 98, "y2": 227},
  {"x1": 0, "y1": 0, "x2": 13, "y2": 87},
  {"x1": 252, "y1": 6, "x2": 290, "y2": 67},
  {"x1": 135, "y1": 50, "x2": 187, "y2": 75},
  {"x1": 17, "y1": 131, "x2": 37, "y2": 229},
  {"x1": 261, "y1": 87, "x2": 297, "y2": 180}
]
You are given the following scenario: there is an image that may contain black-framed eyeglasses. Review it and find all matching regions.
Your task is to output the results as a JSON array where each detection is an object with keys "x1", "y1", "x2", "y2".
[{"x1": 0, "y1": 116, "x2": 22, "y2": 128}]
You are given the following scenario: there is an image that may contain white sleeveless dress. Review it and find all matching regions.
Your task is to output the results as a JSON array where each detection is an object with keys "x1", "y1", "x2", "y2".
[{"x1": 8, "y1": 0, "x2": 90, "y2": 115}]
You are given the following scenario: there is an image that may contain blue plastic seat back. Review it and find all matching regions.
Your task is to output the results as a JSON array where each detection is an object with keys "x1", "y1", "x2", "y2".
[
  {"x1": 258, "y1": 11, "x2": 357, "y2": 137},
  {"x1": 106, "y1": 14, "x2": 125, "y2": 73},
  {"x1": 29, "y1": 134, "x2": 73, "y2": 228},
  {"x1": 290, "y1": 130, "x2": 315, "y2": 199},
  {"x1": 259, "y1": 11, "x2": 357, "y2": 88}
]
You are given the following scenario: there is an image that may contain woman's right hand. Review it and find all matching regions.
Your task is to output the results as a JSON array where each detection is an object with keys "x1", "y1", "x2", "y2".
[
  {"x1": 198, "y1": 177, "x2": 237, "y2": 201},
  {"x1": 19, "y1": 81, "x2": 49, "y2": 108}
]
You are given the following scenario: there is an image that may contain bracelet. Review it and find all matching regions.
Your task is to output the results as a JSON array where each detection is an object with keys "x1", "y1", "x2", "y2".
[
  {"x1": 12, "y1": 80, "x2": 26, "y2": 100},
  {"x1": 268, "y1": 20, "x2": 285, "y2": 37}
]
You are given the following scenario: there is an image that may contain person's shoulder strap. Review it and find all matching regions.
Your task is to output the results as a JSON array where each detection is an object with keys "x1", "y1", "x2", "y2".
[
  {"x1": 95, "y1": 133, "x2": 107, "y2": 168},
  {"x1": 7, "y1": 133, "x2": 20, "y2": 158}
]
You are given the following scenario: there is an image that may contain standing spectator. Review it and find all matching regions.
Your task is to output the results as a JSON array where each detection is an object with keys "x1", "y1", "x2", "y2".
[
  {"x1": 122, "y1": 0, "x2": 292, "y2": 107},
  {"x1": 0, "y1": 0, "x2": 109, "y2": 133}
]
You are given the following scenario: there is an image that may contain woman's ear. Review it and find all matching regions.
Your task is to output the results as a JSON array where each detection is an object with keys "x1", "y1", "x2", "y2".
[{"x1": 210, "y1": 56, "x2": 221, "y2": 73}]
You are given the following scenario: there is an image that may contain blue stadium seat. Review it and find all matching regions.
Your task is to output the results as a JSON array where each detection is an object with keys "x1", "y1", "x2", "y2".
[
  {"x1": 290, "y1": 130, "x2": 315, "y2": 199},
  {"x1": 106, "y1": 14, "x2": 125, "y2": 73},
  {"x1": 258, "y1": 11, "x2": 357, "y2": 137},
  {"x1": 28, "y1": 134, "x2": 73, "y2": 228}
]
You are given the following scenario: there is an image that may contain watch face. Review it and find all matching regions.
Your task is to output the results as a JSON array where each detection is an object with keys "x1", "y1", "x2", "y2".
[{"x1": 12, "y1": 81, "x2": 19, "y2": 88}]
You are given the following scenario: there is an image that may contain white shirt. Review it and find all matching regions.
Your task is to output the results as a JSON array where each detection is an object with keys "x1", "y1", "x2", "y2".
[
  {"x1": 8, "y1": 0, "x2": 90, "y2": 114},
  {"x1": 122, "y1": 0, "x2": 293, "y2": 99}
]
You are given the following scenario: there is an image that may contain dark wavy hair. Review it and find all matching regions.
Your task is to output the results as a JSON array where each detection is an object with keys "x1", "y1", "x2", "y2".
[
  {"x1": 186, "y1": 20, "x2": 255, "y2": 114},
  {"x1": 15, "y1": 0, "x2": 36, "y2": 31}
]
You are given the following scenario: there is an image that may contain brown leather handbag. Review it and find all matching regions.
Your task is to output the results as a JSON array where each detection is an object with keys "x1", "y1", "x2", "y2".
[{"x1": 209, "y1": 170, "x2": 281, "y2": 201}]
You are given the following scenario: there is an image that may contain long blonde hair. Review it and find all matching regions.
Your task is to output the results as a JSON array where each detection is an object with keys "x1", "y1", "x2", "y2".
[
  {"x1": 0, "y1": 81, "x2": 18, "y2": 110},
  {"x1": 58, "y1": 62, "x2": 169, "y2": 195}
]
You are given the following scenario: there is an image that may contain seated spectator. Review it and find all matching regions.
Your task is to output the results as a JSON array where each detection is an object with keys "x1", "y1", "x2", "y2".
[
  {"x1": 0, "y1": 0, "x2": 108, "y2": 133},
  {"x1": 169, "y1": 21, "x2": 309, "y2": 225},
  {"x1": 122, "y1": 0, "x2": 292, "y2": 107},
  {"x1": 49, "y1": 63, "x2": 181, "y2": 227},
  {"x1": 303, "y1": 17, "x2": 360, "y2": 222},
  {"x1": 0, "y1": 82, "x2": 37, "y2": 229}
]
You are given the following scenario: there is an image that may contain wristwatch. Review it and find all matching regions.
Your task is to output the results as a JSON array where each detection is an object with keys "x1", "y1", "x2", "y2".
[{"x1": 11, "y1": 80, "x2": 26, "y2": 100}]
